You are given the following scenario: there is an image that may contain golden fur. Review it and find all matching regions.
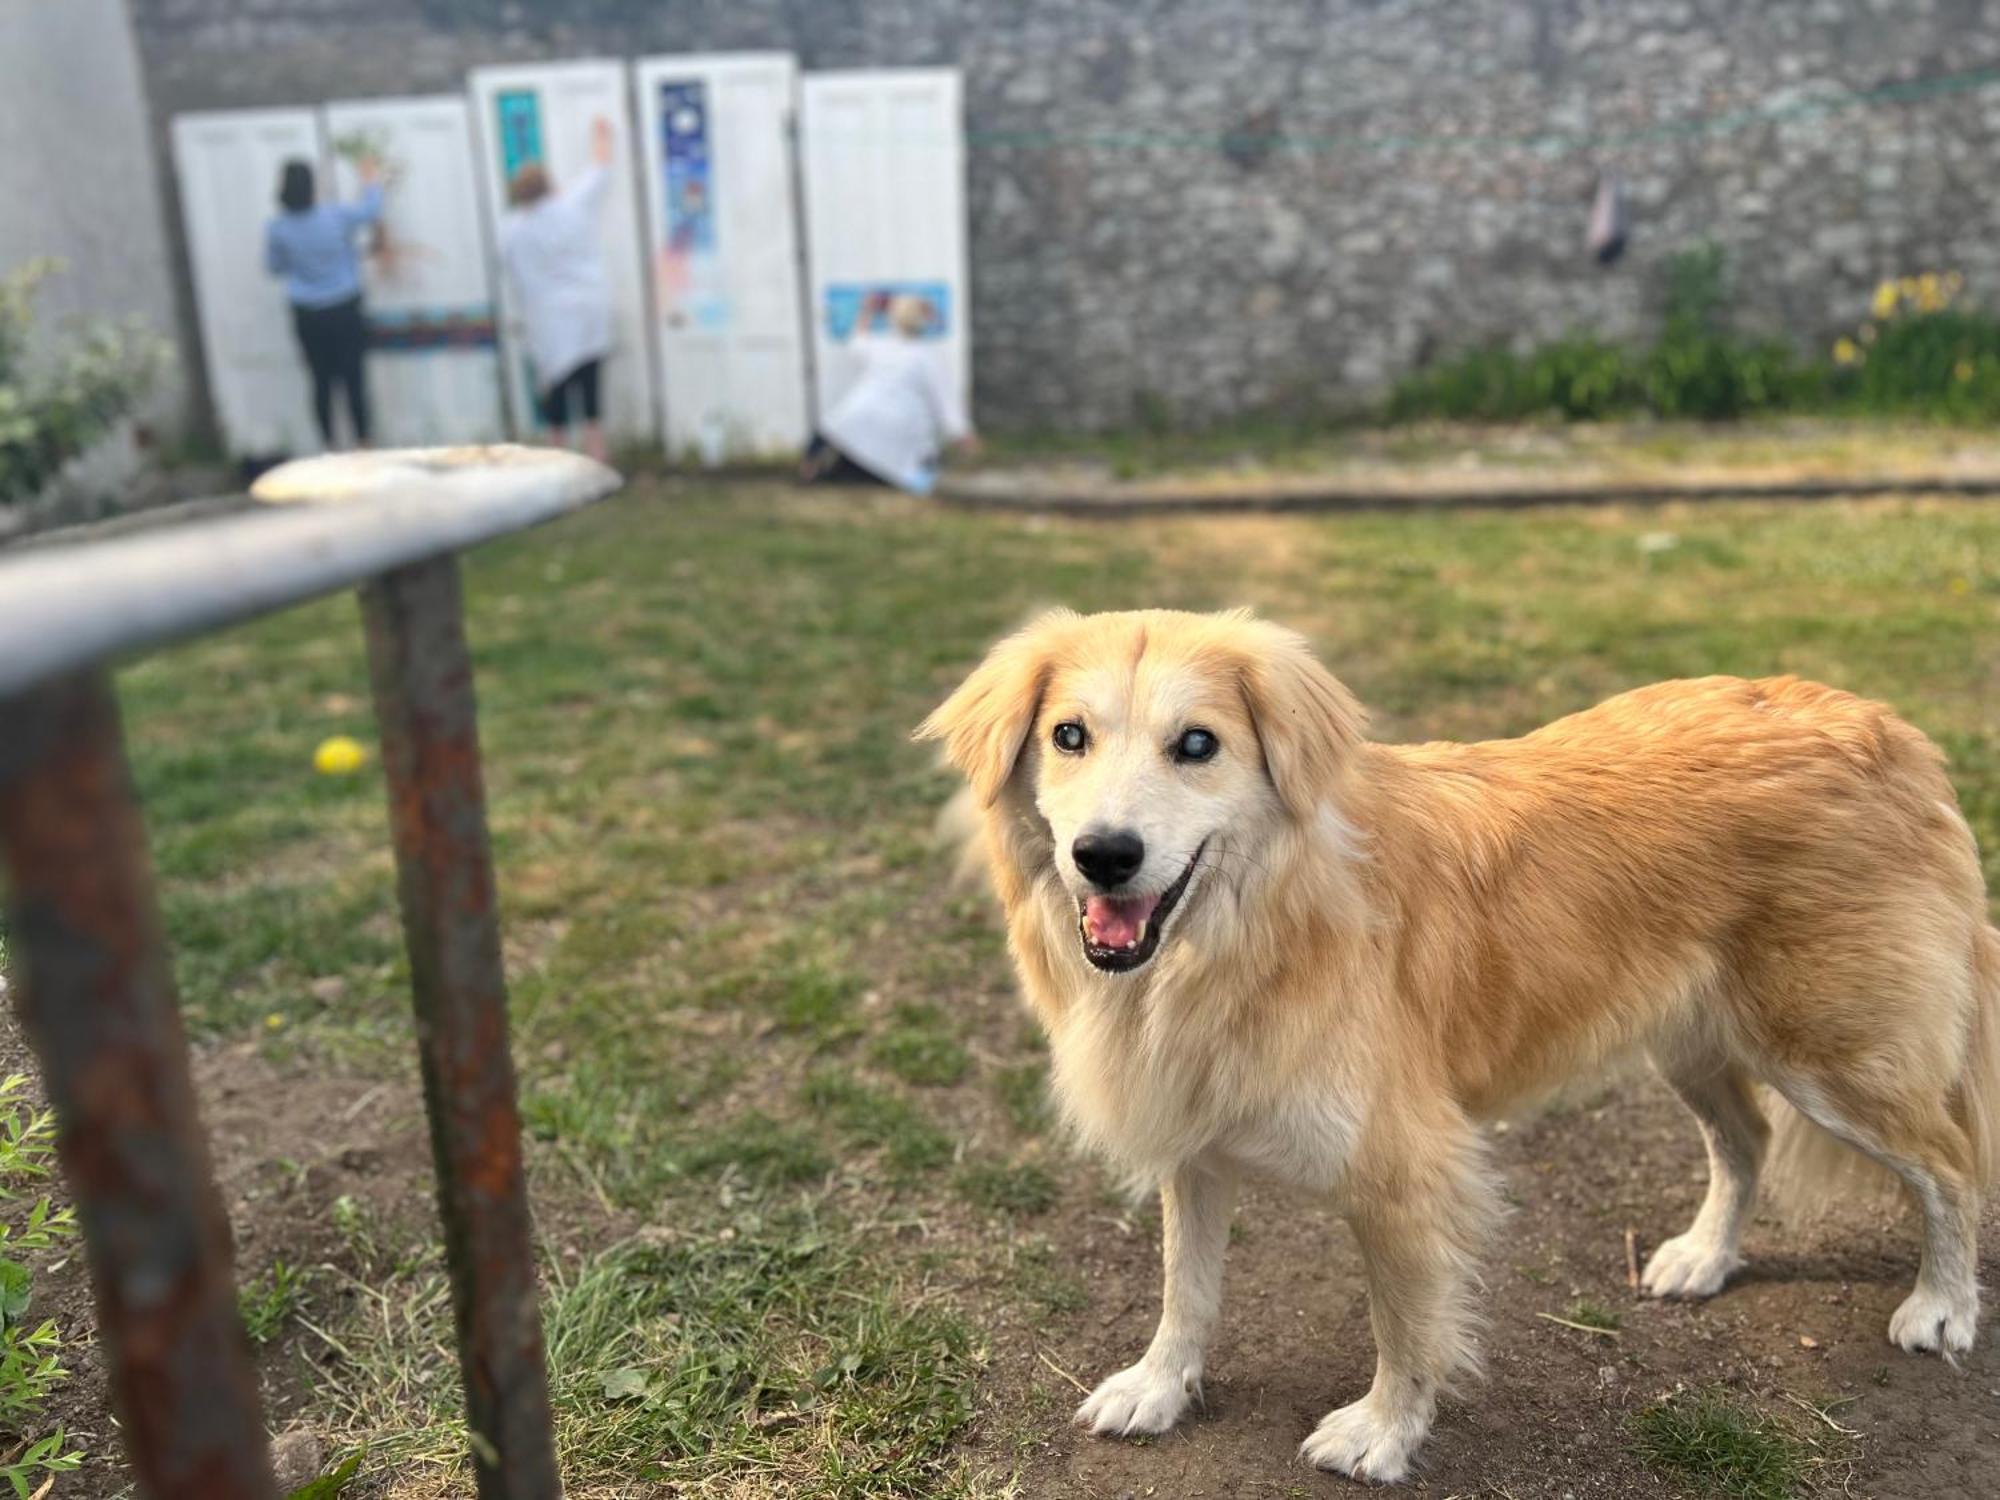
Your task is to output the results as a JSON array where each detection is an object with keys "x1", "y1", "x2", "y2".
[{"x1": 917, "y1": 607, "x2": 2000, "y2": 1483}]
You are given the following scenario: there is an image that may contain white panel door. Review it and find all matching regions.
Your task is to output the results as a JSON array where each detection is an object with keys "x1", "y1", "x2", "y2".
[
  {"x1": 799, "y1": 69, "x2": 969, "y2": 422},
  {"x1": 170, "y1": 109, "x2": 324, "y2": 457},
  {"x1": 323, "y1": 95, "x2": 505, "y2": 447},
  {"x1": 633, "y1": 52, "x2": 810, "y2": 460},
  {"x1": 467, "y1": 60, "x2": 657, "y2": 444}
]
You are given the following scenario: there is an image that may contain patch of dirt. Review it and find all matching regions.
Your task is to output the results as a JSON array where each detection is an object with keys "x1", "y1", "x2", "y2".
[
  {"x1": 965, "y1": 1073, "x2": 2000, "y2": 1499},
  {"x1": 0, "y1": 1019, "x2": 435, "y2": 1498}
]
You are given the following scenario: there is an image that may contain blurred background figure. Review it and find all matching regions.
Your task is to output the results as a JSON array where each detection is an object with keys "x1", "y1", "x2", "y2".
[
  {"x1": 500, "y1": 115, "x2": 615, "y2": 463},
  {"x1": 265, "y1": 153, "x2": 382, "y2": 450},
  {"x1": 802, "y1": 291, "x2": 976, "y2": 493}
]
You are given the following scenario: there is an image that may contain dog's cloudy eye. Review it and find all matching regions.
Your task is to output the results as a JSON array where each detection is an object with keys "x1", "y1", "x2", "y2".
[
  {"x1": 1052, "y1": 721, "x2": 1088, "y2": 754},
  {"x1": 1175, "y1": 727, "x2": 1220, "y2": 763}
]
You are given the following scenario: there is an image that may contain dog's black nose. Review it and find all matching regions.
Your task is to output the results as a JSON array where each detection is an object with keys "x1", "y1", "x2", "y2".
[{"x1": 1073, "y1": 829, "x2": 1145, "y2": 889}]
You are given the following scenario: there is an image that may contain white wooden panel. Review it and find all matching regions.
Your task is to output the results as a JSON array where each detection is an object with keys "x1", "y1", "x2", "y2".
[
  {"x1": 633, "y1": 52, "x2": 810, "y2": 459},
  {"x1": 170, "y1": 109, "x2": 324, "y2": 457},
  {"x1": 323, "y1": 95, "x2": 505, "y2": 446},
  {"x1": 467, "y1": 61, "x2": 657, "y2": 444},
  {"x1": 799, "y1": 69, "x2": 969, "y2": 422}
]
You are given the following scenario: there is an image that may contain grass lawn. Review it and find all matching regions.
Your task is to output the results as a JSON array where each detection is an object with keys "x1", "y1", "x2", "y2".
[{"x1": 73, "y1": 481, "x2": 2000, "y2": 1495}]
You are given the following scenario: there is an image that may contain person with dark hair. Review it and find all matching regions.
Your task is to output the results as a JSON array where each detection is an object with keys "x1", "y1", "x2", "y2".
[
  {"x1": 498, "y1": 118, "x2": 615, "y2": 461},
  {"x1": 264, "y1": 153, "x2": 384, "y2": 449}
]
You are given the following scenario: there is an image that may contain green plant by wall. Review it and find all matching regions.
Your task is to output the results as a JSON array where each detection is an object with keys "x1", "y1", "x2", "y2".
[
  {"x1": 1827, "y1": 272, "x2": 2000, "y2": 420},
  {"x1": 0, "y1": 257, "x2": 170, "y2": 508},
  {"x1": 1386, "y1": 246, "x2": 2000, "y2": 424},
  {"x1": 1638, "y1": 246, "x2": 1809, "y2": 418},
  {"x1": 0, "y1": 1072, "x2": 83, "y2": 1495}
]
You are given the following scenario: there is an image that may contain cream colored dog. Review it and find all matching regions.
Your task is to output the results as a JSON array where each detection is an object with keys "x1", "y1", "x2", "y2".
[{"x1": 917, "y1": 607, "x2": 1999, "y2": 1483}]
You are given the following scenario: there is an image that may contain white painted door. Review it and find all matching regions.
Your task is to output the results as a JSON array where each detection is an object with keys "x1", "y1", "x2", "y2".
[
  {"x1": 799, "y1": 69, "x2": 970, "y2": 423},
  {"x1": 323, "y1": 95, "x2": 505, "y2": 447},
  {"x1": 633, "y1": 52, "x2": 810, "y2": 460},
  {"x1": 467, "y1": 60, "x2": 657, "y2": 444},
  {"x1": 170, "y1": 109, "x2": 324, "y2": 457}
]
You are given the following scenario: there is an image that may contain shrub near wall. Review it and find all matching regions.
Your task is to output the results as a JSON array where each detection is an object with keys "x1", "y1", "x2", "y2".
[
  {"x1": 0, "y1": 259, "x2": 168, "y2": 512},
  {"x1": 1387, "y1": 248, "x2": 2000, "y2": 425},
  {"x1": 1832, "y1": 273, "x2": 2000, "y2": 422}
]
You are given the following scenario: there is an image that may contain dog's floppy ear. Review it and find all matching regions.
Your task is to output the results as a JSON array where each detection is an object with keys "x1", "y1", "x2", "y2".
[
  {"x1": 915, "y1": 611, "x2": 1073, "y2": 806},
  {"x1": 1236, "y1": 620, "x2": 1368, "y2": 820}
]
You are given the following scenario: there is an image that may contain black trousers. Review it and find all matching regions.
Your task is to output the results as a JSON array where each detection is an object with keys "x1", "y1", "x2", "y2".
[
  {"x1": 538, "y1": 359, "x2": 603, "y2": 429},
  {"x1": 800, "y1": 433, "x2": 888, "y2": 486},
  {"x1": 291, "y1": 295, "x2": 371, "y2": 445}
]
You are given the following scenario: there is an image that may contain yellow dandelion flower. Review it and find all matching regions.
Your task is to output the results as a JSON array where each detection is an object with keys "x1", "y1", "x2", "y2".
[
  {"x1": 1833, "y1": 336, "x2": 1861, "y2": 366},
  {"x1": 1955, "y1": 358, "x2": 1976, "y2": 383},
  {"x1": 1898, "y1": 276, "x2": 1920, "y2": 299},
  {"x1": 265, "y1": 1012, "x2": 286, "y2": 1030},
  {"x1": 1871, "y1": 281, "x2": 1899, "y2": 319}
]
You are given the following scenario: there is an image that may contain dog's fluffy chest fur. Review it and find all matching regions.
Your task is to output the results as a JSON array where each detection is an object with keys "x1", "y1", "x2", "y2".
[
  {"x1": 1044, "y1": 985, "x2": 1362, "y2": 1188},
  {"x1": 1022, "y1": 870, "x2": 1370, "y2": 1187}
]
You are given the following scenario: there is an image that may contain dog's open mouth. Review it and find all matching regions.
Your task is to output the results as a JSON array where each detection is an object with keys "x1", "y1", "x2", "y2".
[{"x1": 1077, "y1": 843, "x2": 1206, "y2": 974}]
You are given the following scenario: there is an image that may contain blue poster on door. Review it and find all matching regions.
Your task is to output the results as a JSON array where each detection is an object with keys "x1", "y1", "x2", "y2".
[
  {"x1": 658, "y1": 80, "x2": 726, "y2": 332},
  {"x1": 824, "y1": 282, "x2": 953, "y2": 341},
  {"x1": 495, "y1": 89, "x2": 546, "y2": 424},
  {"x1": 495, "y1": 90, "x2": 542, "y2": 179}
]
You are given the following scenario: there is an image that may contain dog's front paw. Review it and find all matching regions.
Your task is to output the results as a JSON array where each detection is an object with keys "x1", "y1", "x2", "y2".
[
  {"x1": 1889, "y1": 1283, "x2": 1978, "y2": 1357},
  {"x1": 1640, "y1": 1230, "x2": 1740, "y2": 1300},
  {"x1": 1299, "y1": 1393, "x2": 1430, "y2": 1484},
  {"x1": 1074, "y1": 1359, "x2": 1198, "y2": 1437}
]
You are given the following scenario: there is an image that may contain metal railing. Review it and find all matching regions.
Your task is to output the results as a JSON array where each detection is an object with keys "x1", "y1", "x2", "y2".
[{"x1": 0, "y1": 446, "x2": 621, "y2": 1499}]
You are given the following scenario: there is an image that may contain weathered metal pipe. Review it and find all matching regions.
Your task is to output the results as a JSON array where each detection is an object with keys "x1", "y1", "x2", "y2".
[
  {"x1": 0, "y1": 445, "x2": 618, "y2": 696},
  {"x1": 0, "y1": 672, "x2": 277, "y2": 1500},
  {"x1": 360, "y1": 554, "x2": 561, "y2": 1499}
]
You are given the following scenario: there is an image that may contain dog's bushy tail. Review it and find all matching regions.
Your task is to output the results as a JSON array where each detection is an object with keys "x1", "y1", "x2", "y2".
[
  {"x1": 1956, "y1": 926, "x2": 2000, "y2": 1189},
  {"x1": 1760, "y1": 1099, "x2": 1902, "y2": 1221},
  {"x1": 1763, "y1": 926, "x2": 2000, "y2": 1221},
  {"x1": 934, "y1": 780, "x2": 989, "y2": 895}
]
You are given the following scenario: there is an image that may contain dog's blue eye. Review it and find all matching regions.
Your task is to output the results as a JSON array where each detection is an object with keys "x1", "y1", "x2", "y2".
[
  {"x1": 1175, "y1": 728, "x2": 1219, "y2": 763},
  {"x1": 1052, "y1": 721, "x2": 1088, "y2": 754}
]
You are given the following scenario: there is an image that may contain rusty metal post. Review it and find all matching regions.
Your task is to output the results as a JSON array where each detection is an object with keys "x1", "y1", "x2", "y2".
[
  {"x1": 358, "y1": 555, "x2": 560, "y2": 1499},
  {"x1": 0, "y1": 673, "x2": 277, "y2": 1500}
]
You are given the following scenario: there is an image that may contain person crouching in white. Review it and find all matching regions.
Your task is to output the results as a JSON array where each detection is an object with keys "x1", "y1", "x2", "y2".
[{"x1": 801, "y1": 292, "x2": 978, "y2": 492}]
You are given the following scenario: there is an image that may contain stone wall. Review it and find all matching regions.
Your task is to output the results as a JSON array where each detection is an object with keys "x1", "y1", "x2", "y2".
[{"x1": 129, "y1": 0, "x2": 2000, "y2": 432}]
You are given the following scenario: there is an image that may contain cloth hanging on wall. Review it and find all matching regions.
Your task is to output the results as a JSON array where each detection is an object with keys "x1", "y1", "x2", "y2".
[{"x1": 1587, "y1": 171, "x2": 1629, "y2": 265}]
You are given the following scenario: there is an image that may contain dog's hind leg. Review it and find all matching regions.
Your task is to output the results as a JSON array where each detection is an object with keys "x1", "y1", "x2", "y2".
[
  {"x1": 1076, "y1": 1155, "x2": 1238, "y2": 1436},
  {"x1": 1302, "y1": 1117, "x2": 1493, "y2": 1484},
  {"x1": 1641, "y1": 1053, "x2": 1769, "y2": 1299},
  {"x1": 1775, "y1": 1073, "x2": 1981, "y2": 1356}
]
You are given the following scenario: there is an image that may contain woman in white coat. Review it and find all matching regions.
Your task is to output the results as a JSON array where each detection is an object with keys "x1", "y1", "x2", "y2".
[
  {"x1": 803, "y1": 292, "x2": 977, "y2": 492},
  {"x1": 499, "y1": 117, "x2": 616, "y2": 462}
]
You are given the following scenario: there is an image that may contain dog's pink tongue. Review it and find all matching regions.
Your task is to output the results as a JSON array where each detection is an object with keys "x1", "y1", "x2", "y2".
[{"x1": 1084, "y1": 893, "x2": 1160, "y2": 950}]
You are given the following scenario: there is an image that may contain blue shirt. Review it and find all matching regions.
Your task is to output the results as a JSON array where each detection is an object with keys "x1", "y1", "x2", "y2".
[{"x1": 264, "y1": 184, "x2": 384, "y2": 309}]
